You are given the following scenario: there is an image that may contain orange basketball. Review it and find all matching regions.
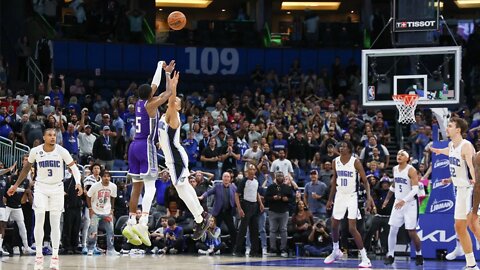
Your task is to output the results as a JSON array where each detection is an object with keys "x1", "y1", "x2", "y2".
[{"x1": 168, "y1": 11, "x2": 187, "y2": 30}]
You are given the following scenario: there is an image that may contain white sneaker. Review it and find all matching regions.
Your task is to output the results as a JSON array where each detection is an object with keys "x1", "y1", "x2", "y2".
[
  {"x1": 198, "y1": 249, "x2": 209, "y2": 255},
  {"x1": 462, "y1": 266, "x2": 480, "y2": 270},
  {"x1": 324, "y1": 249, "x2": 343, "y2": 264},
  {"x1": 120, "y1": 249, "x2": 130, "y2": 254},
  {"x1": 0, "y1": 248, "x2": 10, "y2": 256},
  {"x1": 359, "y1": 258, "x2": 372, "y2": 268},
  {"x1": 245, "y1": 247, "x2": 251, "y2": 256},
  {"x1": 23, "y1": 246, "x2": 36, "y2": 255},
  {"x1": 107, "y1": 249, "x2": 120, "y2": 256},
  {"x1": 13, "y1": 246, "x2": 20, "y2": 255},
  {"x1": 34, "y1": 256, "x2": 44, "y2": 270},
  {"x1": 446, "y1": 247, "x2": 465, "y2": 260},
  {"x1": 87, "y1": 249, "x2": 93, "y2": 256},
  {"x1": 262, "y1": 247, "x2": 268, "y2": 256},
  {"x1": 50, "y1": 256, "x2": 59, "y2": 270},
  {"x1": 214, "y1": 250, "x2": 221, "y2": 255},
  {"x1": 280, "y1": 251, "x2": 288, "y2": 258}
]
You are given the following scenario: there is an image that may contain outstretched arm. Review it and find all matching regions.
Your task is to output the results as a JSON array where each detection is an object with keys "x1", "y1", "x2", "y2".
[
  {"x1": 165, "y1": 71, "x2": 180, "y2": 129},
  {"x1": 7, "y1": 162, "x2": 32, "y2": 196},
  {"x1": 430, "y1": 146, "x2": 449, "y2": 156},
  {"x1": 472, "y1": 152, "x2": 480, "y2": 215},
  {"x1": 145, "y1": 61, "x2": 175, "y2": 117}
]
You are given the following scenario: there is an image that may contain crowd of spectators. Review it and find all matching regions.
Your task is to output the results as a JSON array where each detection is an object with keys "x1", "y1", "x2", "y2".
[{"x1": 0, "y1": 20, "x2": 480, "y2": 257}]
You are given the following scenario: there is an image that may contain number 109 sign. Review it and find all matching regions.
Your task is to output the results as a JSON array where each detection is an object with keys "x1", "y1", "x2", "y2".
[{"x1": 184, "y1": 47, "x2": 239, "y2": 75}]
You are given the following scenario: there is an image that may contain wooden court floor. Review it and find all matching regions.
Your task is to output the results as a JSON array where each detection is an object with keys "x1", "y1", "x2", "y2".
[{"x1": 0, "y1": 254, "x2": 467, "y2": 270}]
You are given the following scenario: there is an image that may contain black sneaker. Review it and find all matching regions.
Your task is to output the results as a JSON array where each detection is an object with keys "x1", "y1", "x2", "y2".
[
  {"x1": 415, "y1": 255, "x2": 424, "y2": 266},
  {"x1": 192, "y1": 212, "x2": 212, "y2": 240},
  {"x1": 384, "y1": 255, "x2": 394, "y2": 265}
]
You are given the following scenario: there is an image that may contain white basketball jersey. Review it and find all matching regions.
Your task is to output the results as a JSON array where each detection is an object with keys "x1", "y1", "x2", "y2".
[
  {"x1": 449, "y1": 139, "x2": 471, "y2": 187},
  {"x1": 158, "y1": 113, "x2": 189, "y2": 180},
  {"x1": 28, "y1": 144, "x2": 73, "y2": 184},
  {"x1": 393, "y1": 164, "x2": 413, "y2": 200},
  {"x1": 334, "y1": 156, "x2": 357, "y2": 194}
]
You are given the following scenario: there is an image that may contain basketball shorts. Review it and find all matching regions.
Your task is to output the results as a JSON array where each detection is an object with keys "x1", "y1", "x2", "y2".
[
  {"x1": 6, "y1": 207, "x2": 24, "y2": 222},
  {"x1": 33, "y1": 181, "x2": 64, "y2": 213},
  {"x1": 454, "y1": 186, "x2": 473, "y2": 220},
  {"x1": 0, "y1": 207, "x2": 6, "y2": 222},
  {"x1": 388, "y1": 199, "x2": 418, "y2": 230},
  {"x1": 332, "y1": 192, "x2": 359, "y2": 220},
  {"x1": 128, "y1": 140, "x2": 158, "y2": 181}
]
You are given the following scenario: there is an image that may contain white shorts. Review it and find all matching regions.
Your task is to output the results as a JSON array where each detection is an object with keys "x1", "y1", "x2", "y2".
[
  {"x1": 5, "y1": 207, "x2": 24, "y2": 222},
  {"x1": 454, "y1": 186, "x2": 473, "y2": 220},
  {"x1": 33, "y1": 181, "x2": 64, "y2": 213},
  {"x1": 332, "y1": 192, "x2": 359, "y2": 220},
  {"x1": 0, "y1": 208, "x2": 6, "y2": 222},
  {"x1": 388, "y1": 199, "x2": 418, "y2": 230}
]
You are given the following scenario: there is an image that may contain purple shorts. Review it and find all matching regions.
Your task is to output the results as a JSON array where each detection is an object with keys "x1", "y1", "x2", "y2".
[{"x1": 128, "y1": 140, "x2": 158, "y2": 179}]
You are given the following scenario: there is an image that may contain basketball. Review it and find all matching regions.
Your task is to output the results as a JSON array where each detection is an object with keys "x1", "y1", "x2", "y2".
[{"x1": 168, "y1": 11, "x2": 187, "y2": 30}]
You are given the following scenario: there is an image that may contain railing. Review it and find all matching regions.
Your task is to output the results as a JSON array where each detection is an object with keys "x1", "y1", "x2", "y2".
[
  {"x1": 0, "y1": 137, "x2": 31, "y2": 167},
  {"x1": 143, "y1": 18, "x2": 155, "y2": 44},
  {"x1": 27, "y1": 57, "x2": 43, "y2": 92}
]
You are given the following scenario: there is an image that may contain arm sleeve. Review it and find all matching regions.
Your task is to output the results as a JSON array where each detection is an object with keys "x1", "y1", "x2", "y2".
[
  {"x1": 403, "y1": 185, "x2": 419, "y2": 202},
  {"x1": 70, "y1": 163, "x2": 81, "y2": 185}
]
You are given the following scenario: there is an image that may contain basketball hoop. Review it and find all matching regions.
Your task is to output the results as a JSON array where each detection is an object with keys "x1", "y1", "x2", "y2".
[{"x1": 392, "y1": 94, "x2": 420, "y2": 124}]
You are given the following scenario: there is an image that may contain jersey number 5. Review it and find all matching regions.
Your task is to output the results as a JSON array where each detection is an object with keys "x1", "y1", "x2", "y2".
[{"x1": 135, "y1": 117, "x2": 141, "y2": 133}]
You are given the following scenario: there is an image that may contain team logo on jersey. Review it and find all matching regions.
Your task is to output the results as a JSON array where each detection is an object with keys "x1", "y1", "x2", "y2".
[
  {"x1": 39, "y1": 151, "x2": 44, "y2": 157},
  {"x1": 433, "y1": 159, "x2": 449, "y2": 169},
  {"x1": 429, "y1": 199, "x2": 454, "y2": 213}
]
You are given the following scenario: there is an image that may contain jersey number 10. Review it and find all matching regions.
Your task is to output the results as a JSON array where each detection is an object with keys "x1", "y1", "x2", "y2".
[{"x1": 340, "y1": 178, "x2": 348, "y2": 186}]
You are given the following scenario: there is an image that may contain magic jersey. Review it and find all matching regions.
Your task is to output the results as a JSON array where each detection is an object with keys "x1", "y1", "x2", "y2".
[
  {"x1": 334, "y1": 156, "x2": 358, "y2": 194},
  {"x1": 158, "y1": 113, "x2": 189, "y2": 181},
  {"x1": 133, "y1": 100, "x2": 158, "y2": 142},
  {"x1": 449, "y1": 139, "x2": 471, "y2": 187},
  {"x1": 28, "y1": 144, "x2": 73, "y2": 184},
  {"x1": 393, "y1": 164, "x2": 413, "y2": 201}
]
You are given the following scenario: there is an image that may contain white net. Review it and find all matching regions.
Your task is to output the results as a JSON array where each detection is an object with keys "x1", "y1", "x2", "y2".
[{"x1": 392, "y1": 94, "x2": 419, "y2": 124}]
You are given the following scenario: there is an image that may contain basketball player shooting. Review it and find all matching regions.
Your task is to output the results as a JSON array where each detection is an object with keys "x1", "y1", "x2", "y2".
[
  {"x1": 7, "y1": 129, "x2": 83, "y2": 270},
  {"x1": 123, "y1": 60, "x2": 176, "y2": 247},
  {"x1": 158, "y1": 71, "x2": 212, "y2": 240},
  {"x1": 431, "y1": 117, "x2": 479, "y2": 270},
  {"x1": 382, "y1": 150, "x2": 423, "y2": 266},
  {"x1": 325, "y1": 141, "x2": 374, "y2": 268}
]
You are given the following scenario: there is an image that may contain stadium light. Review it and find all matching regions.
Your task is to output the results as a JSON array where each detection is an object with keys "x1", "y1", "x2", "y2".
[
  {"x1": 454, "y1": 0, "x2": 480, "y2": 8},
  {"x1": 155, "y1": 0, "x2": 213, "y2": 8},
  {"x1": 281, "y1": 1, "x2": 341, "y2": 10}
]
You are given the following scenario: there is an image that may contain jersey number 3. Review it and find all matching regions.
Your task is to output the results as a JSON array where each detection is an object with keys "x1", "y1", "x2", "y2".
[{"x1": 48, "y1": 169, "x2": 52, "y2": 177}]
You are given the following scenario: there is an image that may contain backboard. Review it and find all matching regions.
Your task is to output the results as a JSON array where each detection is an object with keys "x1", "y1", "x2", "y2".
[{"x1": 361, "y1": 46, "x2": 461, "y2": 107}]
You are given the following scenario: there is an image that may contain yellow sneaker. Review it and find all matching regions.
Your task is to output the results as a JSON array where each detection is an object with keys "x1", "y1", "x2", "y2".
[
  {"x1": 122, "y1": 225, "x2": 142, "y2": 246},
  {"x1": 132, "y1": 224, "x2": 151, "y2": 246}
]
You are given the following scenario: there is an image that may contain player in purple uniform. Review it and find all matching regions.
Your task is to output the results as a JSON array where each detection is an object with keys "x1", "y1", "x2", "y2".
[{"x1": 123, "y1": 60, "x2": 176, "y2": 246}]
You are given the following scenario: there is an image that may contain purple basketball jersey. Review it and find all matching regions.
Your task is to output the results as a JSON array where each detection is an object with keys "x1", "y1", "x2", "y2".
[{"x1": 134, "y1": 100, "x2": 158, "y2": 141}]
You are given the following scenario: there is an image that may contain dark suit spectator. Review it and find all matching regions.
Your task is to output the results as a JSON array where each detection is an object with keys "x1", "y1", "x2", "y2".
[
  {"x1": 92, "y1": 126, "x2": 114, "y2": 170},
  {"x1": 62, "y1": 168, "x2": 83, "y2": 254},
  {"x1": 288, "y1": 131, "x2": 309, "y2": 170},
  {"x1": 200, "y1": 172, "x2": 237, "y2": 244}
]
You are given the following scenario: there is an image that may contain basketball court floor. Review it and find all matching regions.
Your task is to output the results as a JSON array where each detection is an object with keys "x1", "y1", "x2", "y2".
[{"x1": 0, "y1": 254, "x2": 467, "y2": 269}]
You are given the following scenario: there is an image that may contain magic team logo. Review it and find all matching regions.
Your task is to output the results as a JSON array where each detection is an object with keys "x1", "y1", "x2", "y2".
[
  {"x1": 429, "y1": 199, "x2": 454, "y2": 213},
  {"x1": 432, "y1": 179, "x2": 450, "y2": 189}
]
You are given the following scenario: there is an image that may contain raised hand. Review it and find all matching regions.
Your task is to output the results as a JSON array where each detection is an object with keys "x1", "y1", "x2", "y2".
[{"x1": 162, "y1": 60, "x2": 176, "y2": 74}]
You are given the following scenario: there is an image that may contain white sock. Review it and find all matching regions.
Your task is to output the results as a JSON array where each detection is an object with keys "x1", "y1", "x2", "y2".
[
  {"x1": 141, "y1": 180, "x2": 156, "y2": 216},
  {"x1": 139, "y1": 214, "x2": 149, "y2": 226},
  {"x1": 174, "y1": 183, "x2": 204, "y2": 223},
  {"x1": 387, "y1": 226, "x2": 399, "y2": 257},
  {"x1": 0, "y1": 234, "x2": 3, "y2": 249},
  {"x1": 128, "y1": 213, "x2": 137, "y2": 225},
  {"x1": 82, "y1": 209, "x2": 90, "y2": 246},
  {"x1": 416, "y1": 250, "x2": 422, "y2": 255},
  {"x1": 152, "y1": 61, "x2": 164, "y2": 87},
  {"x1": 359, "y1": 248, "x2": 368, "y2": 260},
  {"x1": 34, "y1": 212, "x2": 46, "y2": 257},
  {"x1": 333, "y1": 242, "x2": 339, "y2": 251},
  {"x1": 50, "y1": 212, "x2": 61, "y2": 257},
  {"x1": 465, "y1": 252, "x2": 476, "y2": 267}
]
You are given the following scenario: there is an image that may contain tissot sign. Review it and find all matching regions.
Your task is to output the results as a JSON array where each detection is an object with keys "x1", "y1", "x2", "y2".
[{"x1": 394, "y1": 19, "x2": 438, "y2": 31}]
